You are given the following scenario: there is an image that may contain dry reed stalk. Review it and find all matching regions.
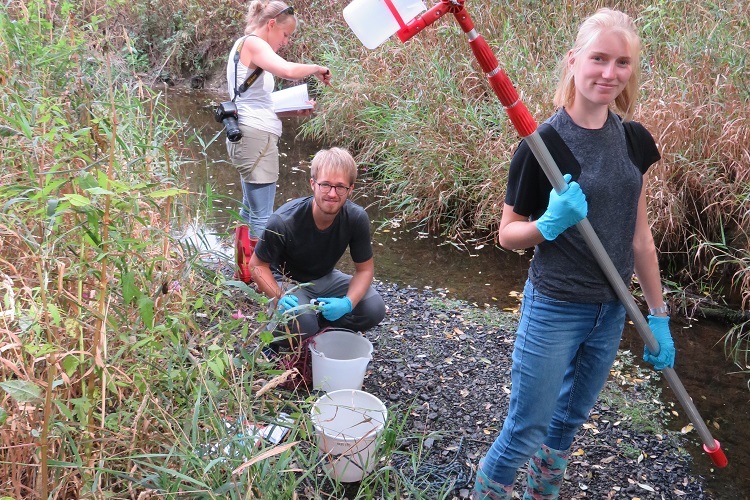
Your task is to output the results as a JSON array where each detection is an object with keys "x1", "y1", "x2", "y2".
[{"x1": 255, "y1": 369, "x2": 298, "y2": 397}]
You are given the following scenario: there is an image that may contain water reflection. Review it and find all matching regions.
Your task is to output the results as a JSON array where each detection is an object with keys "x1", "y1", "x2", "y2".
[{"x1": 169, "y1": 88, "x2": 748, "y2": 499}]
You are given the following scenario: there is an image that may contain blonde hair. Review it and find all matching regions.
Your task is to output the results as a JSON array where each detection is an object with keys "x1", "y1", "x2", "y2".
[
  {"x1": 311, "y1": 148, "x2": 358, "y2": 185},
  {"x1": 553, "y1": 8, "x2": 642, "y2": 120},
  {"x1": 245, "y1": 1, "x2": 295, "y2": 34}
]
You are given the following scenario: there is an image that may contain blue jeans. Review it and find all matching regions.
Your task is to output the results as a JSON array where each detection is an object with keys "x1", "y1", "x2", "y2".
[
  {"x1": 481, "y1": 279, "x2": 626, "y2": 484},
  {"x1": 240, "y1": 181, "x2": 276, "y2": 238}
]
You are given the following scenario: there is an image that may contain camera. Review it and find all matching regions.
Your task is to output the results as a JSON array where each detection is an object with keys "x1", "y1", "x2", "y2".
[{"x1": 214, "y1": 101, "x2": 242, "y2": 143}]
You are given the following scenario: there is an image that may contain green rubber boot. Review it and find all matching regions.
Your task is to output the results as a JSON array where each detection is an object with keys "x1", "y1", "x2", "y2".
[
  {"x1": 522, "y1": 444, "x2": 570, "y2": 500},
  {"x1": 472, "y1": 458, "x2": 514, "y2": 500}
]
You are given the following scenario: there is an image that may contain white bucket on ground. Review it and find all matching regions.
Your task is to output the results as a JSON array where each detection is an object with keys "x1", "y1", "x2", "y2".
[
  {"x1": 310, "y1": 389, "x2": 388, "y2": 482},
  {"x1": 343, "y1": 0, "x2": 427, "y2": 49},
  {"x1": 309, "y1": 329, "x2": 373, "y2": 392}
]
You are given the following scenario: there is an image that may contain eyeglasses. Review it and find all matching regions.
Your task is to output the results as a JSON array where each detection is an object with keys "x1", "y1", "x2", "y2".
[
  {"x1": 314, "y1": 181, "x2": 351, "y2": 196},
  {"x1": 275, "y1": 6, "x2": 294, "y2": 18}
]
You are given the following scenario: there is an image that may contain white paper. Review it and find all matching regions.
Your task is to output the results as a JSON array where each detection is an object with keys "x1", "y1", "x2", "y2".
[{"x1": 271, "y1": 84, "x2": 313, "y2": 112}]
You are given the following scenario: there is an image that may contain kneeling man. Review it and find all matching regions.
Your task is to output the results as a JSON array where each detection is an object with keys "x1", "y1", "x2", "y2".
[{"x1": 249, "y1": 147, "x2": 386, "y2": 346}]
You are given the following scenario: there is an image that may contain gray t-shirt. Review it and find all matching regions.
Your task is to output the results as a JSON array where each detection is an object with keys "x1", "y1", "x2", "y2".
[
  {"x1": 254, "y1": 196, "x2": 373, "y2": 283},
  {"x1": 506, "y1": 109, "x2": 655, "y2": 303}
]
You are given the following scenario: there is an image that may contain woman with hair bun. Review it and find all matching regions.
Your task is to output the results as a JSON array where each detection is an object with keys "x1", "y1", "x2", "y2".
[{"x1": 226, "y1": 1, "x2": 331, "y2": 282}]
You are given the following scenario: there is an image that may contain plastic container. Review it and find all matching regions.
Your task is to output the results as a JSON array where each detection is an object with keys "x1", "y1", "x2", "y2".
[
  {"x1": 310, "y1": 389, "x2": 388, "y2": 482},
  {"x1": 309, "y1": 329, "x2": 373, "y2": 392},
  {"x1": 343, "y1": 0, "x2": 427, "y2": 49}
]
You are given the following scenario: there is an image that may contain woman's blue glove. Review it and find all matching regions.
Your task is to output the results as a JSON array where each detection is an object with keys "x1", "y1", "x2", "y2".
[
  {"x1": 536, "y1": 174, "x2": 588, "y2": 241},
  {"x1": 643, "y1": 315, "x2": 676, "y2": 370},
  {"x1": 278, "y1": 294, "x2": 299, "y2": 313},
  {"x1": 317, "y1": 296, "x2": 353, "y2": 321}
]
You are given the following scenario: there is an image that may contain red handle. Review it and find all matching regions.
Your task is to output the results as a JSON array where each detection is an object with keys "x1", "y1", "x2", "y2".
[{"x1": 703, "y1": 439, "x2": 728, "y2": 468}]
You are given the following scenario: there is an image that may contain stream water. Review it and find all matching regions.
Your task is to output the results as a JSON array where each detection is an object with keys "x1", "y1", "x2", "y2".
[{"x1": 169, "y1": 89, "x2": 748, "y2": 499}]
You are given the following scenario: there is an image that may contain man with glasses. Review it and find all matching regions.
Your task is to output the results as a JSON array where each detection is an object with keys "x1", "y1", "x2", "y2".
[{"x1": 249, "y1": 147, "x2": 386, "y2": 347}]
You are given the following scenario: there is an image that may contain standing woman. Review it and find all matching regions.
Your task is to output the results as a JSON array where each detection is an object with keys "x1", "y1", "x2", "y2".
[
  {"x1": 226, "y1": 1, "x2": 331, "y2": 282},
  {"x1": 474, "y1": 9, "x2": 675, "y2": 499}
]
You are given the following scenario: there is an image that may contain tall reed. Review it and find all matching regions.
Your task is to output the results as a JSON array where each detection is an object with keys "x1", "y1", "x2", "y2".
[{"x1": 0, "y1": 1, "x2": 272, "y2": 495}]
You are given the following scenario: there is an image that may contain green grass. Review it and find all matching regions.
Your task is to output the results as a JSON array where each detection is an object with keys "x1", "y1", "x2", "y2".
[{"x1": 602, "y1": 351, "x2": 669, "y2": 437}]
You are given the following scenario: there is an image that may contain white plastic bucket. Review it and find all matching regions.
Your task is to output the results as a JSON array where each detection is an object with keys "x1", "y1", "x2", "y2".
[
  {"x1": 310, "y1": 329, "x2": 373, "y2": 392},
  {"x1": 310, "y1": 389, "x2": 388, "y2": 482},
  {"x1": 343, "y1": 0, "x2": 427, "y2": 50}
]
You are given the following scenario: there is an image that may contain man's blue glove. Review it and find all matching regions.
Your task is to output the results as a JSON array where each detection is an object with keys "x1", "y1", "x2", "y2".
[
  {"x1": 317, "y1": 296, "x2": 353, "y2": 321},
  {"x1": 536, "y1": 174, "x2": 588, "y2": 241},
  {"x1": 643, "y1": 315, "x2": 676, "y2": 370},
  {"x1": 278, "y1": 294, "x2": 299, "y2": 313}
]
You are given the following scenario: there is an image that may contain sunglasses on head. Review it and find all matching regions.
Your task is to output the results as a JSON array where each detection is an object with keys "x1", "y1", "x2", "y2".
[{"x1": 275, "y1": 6, "x2": 294, "y2": 18}]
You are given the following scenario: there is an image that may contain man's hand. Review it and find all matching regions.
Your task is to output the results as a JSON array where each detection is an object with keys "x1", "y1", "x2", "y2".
[
  {"x1": 278, "y1": 294, "x2": 299, "y2": 313},
  {"x1": 316, "y1": 296, "x2": 352, "y2": 321},
  {"x1": 643, "y1": 315, "x2": 676, "y2": 370}
]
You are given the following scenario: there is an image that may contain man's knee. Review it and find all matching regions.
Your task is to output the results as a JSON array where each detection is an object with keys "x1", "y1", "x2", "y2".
[
  {"x1": 356, "y1": 293, "x2": 386, "y2": 329},
  {"x1": 273, "y1": 311, "x2": 320, "y2": 344}
]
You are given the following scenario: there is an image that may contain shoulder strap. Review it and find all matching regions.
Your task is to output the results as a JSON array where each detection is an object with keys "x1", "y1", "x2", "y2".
[
  {"x1": 537, "y1": 122, "x2": 581, "y2": 181},
  {"x1": 509, "y1": 122, "x2": 580, "y2": 219},
  {"x1": 232, "y1": 35, "x2": 264, "y2": 101}
]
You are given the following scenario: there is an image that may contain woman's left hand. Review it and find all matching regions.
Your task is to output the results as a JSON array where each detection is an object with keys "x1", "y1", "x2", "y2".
[
  {"x1": 277, "y1": 100, "x2": 315, "y2": 118},
  {"x1": 643, "y1": 315, "x2": 676, "y2": 370}
]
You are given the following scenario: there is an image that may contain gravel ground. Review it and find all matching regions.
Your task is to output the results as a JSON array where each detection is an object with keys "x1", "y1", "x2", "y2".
[{"x1": 356, "y1": 281, "x2": 711, "y2": 499}]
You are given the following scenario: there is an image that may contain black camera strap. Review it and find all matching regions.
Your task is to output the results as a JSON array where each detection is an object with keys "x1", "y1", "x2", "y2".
[{"x1": 233, "y1": 35, "x2": 264, "y2": 102}]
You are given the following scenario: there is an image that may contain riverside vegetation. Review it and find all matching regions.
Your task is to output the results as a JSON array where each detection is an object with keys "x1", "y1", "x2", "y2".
[{"x1": 0, "y1": 0, "x2": 747, "y2": 497}]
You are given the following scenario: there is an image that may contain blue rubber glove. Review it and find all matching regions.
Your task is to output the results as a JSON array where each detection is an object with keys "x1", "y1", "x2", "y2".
[
  {"x1": 536, "y1": 174, "x2": 588, "y2": 241},
  {"x1": 643, "y1": 315, "x2": 676, "y2": 370},
  {"x1": 317, "y1": 296, "x2": 353, "y2": 321},
  {"x1": 277, "y1": 294, "x2": 299, "y2": 313}
]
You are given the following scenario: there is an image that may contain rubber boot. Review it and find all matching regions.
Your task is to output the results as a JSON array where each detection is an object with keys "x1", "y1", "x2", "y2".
[
  {"x1": 234, "y1": 226, "x2": 257, "y2": 284},
  {"x1": 522, "y1": 444, "x2": 570, "y2": 500},
  {"x1": 473, "y1": 458, "x2": 514, "y2": 500}
]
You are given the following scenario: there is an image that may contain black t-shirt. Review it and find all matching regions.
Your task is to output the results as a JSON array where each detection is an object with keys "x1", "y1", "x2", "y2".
[
  {"x1": 505, "y1": 109, "x2": 661, "y2": 302},
  {"x1": 254, "y1": 196, "x2": 373, "y2": 283}
]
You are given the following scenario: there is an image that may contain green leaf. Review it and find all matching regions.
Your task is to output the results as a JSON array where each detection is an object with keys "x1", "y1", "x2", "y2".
[
  {"x1": 62, "y1": 193, "x2": 91, "y2": 207},
  {"x1": 138, "y1": 296, "x2": 154, "y2": 327},
  {"x1": 47, "y1": 303, "x2": 61, "y2": 326},
  {"x1": 0, "y1": 380, "x2": 43, "y2": 403},
  {"x1": 54, "y1": 400, "x2": 75, "y2": 421},
  {"x1": 86, "y1": 187, "x2": 115, "y2": 196},
  {"x1": 259, "y1": 330, "x2": 275, "y2": 344},
  {"x1": 148, "y1": 188, "x2": 189, "y2": 199},
  {"x1": 77, "y1": 172, "x2": 98, "y2": 191},
  {"x1": 0, "y1": 125, "x2": 21, "y2": 137},
  {"x1": 131, "y1": 459, "x2": 210, "y2": 488},
  {"x1": 46, "y1": 198, "x2": 59, "y2": 218},
  {"x1": 60, "y1": 354, "x2": 80, "y2": 377},
  {"x1": 122, "y1": 272, "x2": 138, "y2": 305},
  {"x1": 207, "y1": 358, "x2": 225, "y2": 379}
]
